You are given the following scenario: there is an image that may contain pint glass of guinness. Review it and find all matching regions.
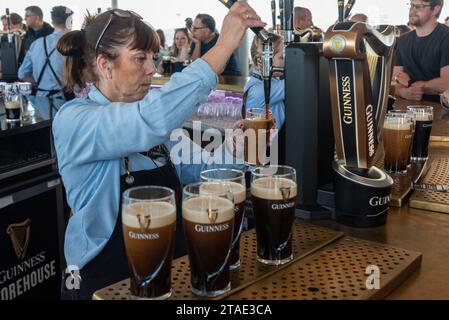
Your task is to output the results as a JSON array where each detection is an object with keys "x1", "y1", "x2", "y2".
[
  {"x1": 200, "y1": 169, "x2": 246, "y2": 270},
  {"x1": 4, "y1": 86, "x2": 21, "y2": 123},
  {"x1": 406, "y1": 106, "x2": 433, "y2": 161},
  {"x1": 161, "y1": 55, "x2": 172, "y2": 75},
  {"x1": 383, "y1": 112, "x2": 414, "y2": 173},
  {"x1": 251, "y1": 165, "x2": 297, "y2": 265},
  {"x1": 122, "y1": 186, "x2": 176, "y2": 300},
  {"x1": 183, "y1": 182, "x2": 235, "y2": 297},
  {"x1": 244, "y1": 108, "x2": 273, "y2": 166}
]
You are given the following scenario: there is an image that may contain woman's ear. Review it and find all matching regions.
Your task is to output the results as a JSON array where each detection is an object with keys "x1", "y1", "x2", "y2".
[{"x1": 96, "y1": 54, "x2": 112, "y2": 80}]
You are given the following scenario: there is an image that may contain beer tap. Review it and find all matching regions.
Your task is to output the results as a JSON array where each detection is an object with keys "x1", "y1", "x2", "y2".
[
  {"x1": 344, "y1": 0, "x2": 356, "y2": 20},
  {"x1": 282, "y1": 0, "x2": 294, "y2": 45},
  {"x1": 279, "y1": 0, "x2": 284, "y2": 32},
  {"x1": 338, "y1": 0, "x2": 345, "y2": 22},
  {"x1": 218, "y1": 0, "x2": 274, "y2": 114},
  {"x1": 271, "y1": 0, "x2": 277, "y2": 32},
  {"x1": 6, "y1": 8, "x2": 13, "y2": 45},
  {"x1": 217, "y1": 0, "x2": 270, "y2": 42}
]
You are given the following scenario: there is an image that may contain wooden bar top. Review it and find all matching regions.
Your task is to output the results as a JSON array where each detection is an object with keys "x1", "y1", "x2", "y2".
[{"x1": 152, "y1": 74, "x2": 248, "y2": 93}]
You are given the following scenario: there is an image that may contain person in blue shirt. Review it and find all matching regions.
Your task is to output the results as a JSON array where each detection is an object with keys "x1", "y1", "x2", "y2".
[
  {"x1": 54, "y1": 5, "x2": 265, "y2": 299},
  {"x1": 244, "y1": 33, "x2": 285, "y2": 131},
  {"x1": 18, "y1": 6, "x2": 74, "y2": 109}
]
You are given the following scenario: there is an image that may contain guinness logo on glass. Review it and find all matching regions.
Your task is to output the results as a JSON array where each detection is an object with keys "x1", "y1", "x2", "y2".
[
  {"x1": 137, "y1": 214, "x2": 151, "y2": 230},
  {"x1": 207, "y1": 208, "x2": 219, "y2": 223},
  {"x1": 7, "y1": 218, "x2": 31, "y2": 260},
  {"x1": 329, "y1": 35, "x2": 346, "y2": 54},
  {"x1": 280, "y1": 187, "x2": 291, "y2": 202}
]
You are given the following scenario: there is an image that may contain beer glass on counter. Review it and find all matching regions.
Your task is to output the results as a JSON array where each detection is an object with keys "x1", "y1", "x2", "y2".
[
  {"x1": 161, "y1": 55, "x2": 172, "y2": 75},
  {"x1": 383, "y1": 112, "x2": 414, "y2": 173},
  {"x1": 406, "y1": 106, "x2": 433, "y2": 161},
  {"x1": 244, "y1": 108, "x2": 272, "y2": 166},
  {"x1": 183, "y1": 182, "x2": 235, "y2": 297},
  {"x1": 200, "y1": 169, "x2": 246, "y2": 270},
  {"x1": 251, "y1": 165, "x2": 297, "y2": 265},
  {"x1": 4, "y1": 84, "x2": 21, "y2": 123},
  {"x1": 122, "y1": 186, "x2": 176, "y2": 300}
]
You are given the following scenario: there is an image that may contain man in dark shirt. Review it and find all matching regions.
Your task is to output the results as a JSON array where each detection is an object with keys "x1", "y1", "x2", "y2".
[
  {"x1": 190, "y1": 14, "x2": 241, "y2": 76},
  {"x1": 20, "y1": 6, "x2": 54, "y2": 63},
  {"x1": 394, "y1": 0, "x2": 449, "y2": 102}
]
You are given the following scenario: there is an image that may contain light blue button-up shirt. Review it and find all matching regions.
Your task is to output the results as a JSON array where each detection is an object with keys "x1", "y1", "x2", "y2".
[
  {"x1": 18, "y1": 31, "x2": 65, "y2": 95},
  {"x1": 243, "y1": 73, "x2": 285, "y2": 131},
  {"x1": 53, "y1": 59, "x2": 243, "y2": 269}
]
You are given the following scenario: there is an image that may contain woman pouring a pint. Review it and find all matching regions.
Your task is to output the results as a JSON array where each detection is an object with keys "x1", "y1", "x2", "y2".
[{"x1": 53, "y1": 4, "x2": 265, "y2": 299}]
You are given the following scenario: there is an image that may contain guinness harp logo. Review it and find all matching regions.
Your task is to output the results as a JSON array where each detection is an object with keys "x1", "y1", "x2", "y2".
[
  {"x1": 7, "y1": 218, "x2": 31, "y2": 260},
  {"x1": 329, "y1": 35, "x2": 347, "y2": 54},
  {"x1": 207, "y1": 208, "x2": 219, "y2": 224}
]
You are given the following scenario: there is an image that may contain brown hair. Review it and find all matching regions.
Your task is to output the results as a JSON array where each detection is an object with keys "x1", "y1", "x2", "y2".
[
  {"x1": 250, "y1": 33, "x2": 283, "y2": 71},
  {"x1": 57, "y1": 10, "x2": 160, "y2": 91},
  {"x1": 172, "y1": 28, "x2": 191, "y2": 58}
]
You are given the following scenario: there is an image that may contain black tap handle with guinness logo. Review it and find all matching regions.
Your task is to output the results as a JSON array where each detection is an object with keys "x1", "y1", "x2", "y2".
[
  {"x1": 218, "y1": 0, "x2": 270, "y2": 41},
  {"x1": 323, "y1": 22, "x2": 396, "y2": 169},
  {"x1": 271, "y1": 0, "x2": 277, "y2": 31},
  {"x1": 344, "y1": 0, "x2": 356, "y2": 20},
  {"x1": 338, "y1": 0, "x2": 345, "y2": 23}
]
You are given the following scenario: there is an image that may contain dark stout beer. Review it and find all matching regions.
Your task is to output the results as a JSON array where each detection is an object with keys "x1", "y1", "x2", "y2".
[
  {"x1": 199, "y1": 181, "x2": 245, "y2": 269},
  {"x1": 5, "y1": 101, "x2": 21, "y2": 122},
  {"x1": 411, "y1": 114, "x2": 433, "y2": 160},
  {"x1": 183, "y1": 196, "x2": 234, "y2": 297},
  {"x1": 122, "y1": 201, "x2": 176, "y2": 299},
  {"x1": 251, "y1": 177, "x2": 297, "y2": 265},
  {"x1": 383, "y1": 114, "x2": 414, "y2": 173}
]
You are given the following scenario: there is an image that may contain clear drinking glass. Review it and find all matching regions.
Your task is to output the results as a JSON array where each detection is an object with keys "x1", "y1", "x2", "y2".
[
  {"x1": 200, "y1": 169, "x2": 246, "y2": 270},
  {"x1": 406, "y1": 105, "x2": 433, "y2": 161},
  {"x1": 183, "y1": 182, "x2": 235, "y2": 297},
  {"x1": 251, "y1": 165, "x2": 297, "y2": 265},
  {"x1": 122, "y1": 186, "x2": 176, "y2": 300}
]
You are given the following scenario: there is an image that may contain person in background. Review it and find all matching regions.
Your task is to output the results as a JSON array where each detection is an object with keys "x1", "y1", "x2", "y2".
[
  {"x1": 54, "y1": 3, "x2": 264, "y2": 299},
  {"x1": 293, "y1": 6, "x2": 322, "y2": 42},
  {"x1": 158, "y1": 27, "x2": 192, "y2": 74},
  {"x1": 444, "y1": 16, "x2": 449, "y2": 26},
  {"x1": 349, "y1": 13, "x2": 368, "y2": 23},
  {"x1": 1, "y1": 15, "x2": 7, "y2": 31},
  {"x1": 294, "y1": 6, "x2": 313, "y2": 30},
  {"x1": 394, "y1": 0, "x2": 449, "y2": 102},
  {"x1": 18, "y1": 6, "x2": 73, "y2": 105},
  {"x1": 21, "y1": 6, "x2": 54, "y2": 58},
  {"x1": 155, "y1": 28, "x2": 169, "y2": 68},
  {"x1": 171, "y1": 28, "x2": 191, "y2": 61},
  {"x1": 244, "y1": 33, "x2": 285, "y2": 131},
  {"x1": 190, "y1": 13, "x2": 241, "y2": 76},
  {"x1": 1, "y1": 13, "x2": 25, "y2": 32}
]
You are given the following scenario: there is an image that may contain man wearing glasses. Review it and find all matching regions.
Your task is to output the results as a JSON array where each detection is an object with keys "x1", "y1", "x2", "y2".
[
  {"x1": 393, "y1": 0, "x2": 449, "y2": 102},
  {"x1": 190, "y1": 13, "x2": 241, "y2": 76},
  {"x1": 20, "y1": 6, "x2": 54, "y2": 62}
]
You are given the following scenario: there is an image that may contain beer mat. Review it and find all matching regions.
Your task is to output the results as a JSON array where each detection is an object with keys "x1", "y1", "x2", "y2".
[
  {"x1": 92, "y1": 221, "x2": 344, "y2": 300},
  {"x1": 390, "y1": 160, "x2": 430, "y2": 207},
  {"x1": 409, "y1": 158, "x2": 449, "y2": 214},
  {"x1": 224, "y1": 237, "x2": 422, "y2": 300}
]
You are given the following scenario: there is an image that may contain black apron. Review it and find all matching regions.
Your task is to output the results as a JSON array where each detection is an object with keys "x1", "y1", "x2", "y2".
[{"x1": 61, "y1": 156, "x2": 184, "y2": 300}]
